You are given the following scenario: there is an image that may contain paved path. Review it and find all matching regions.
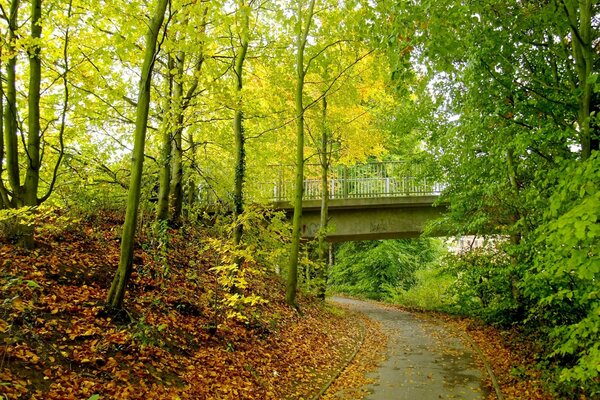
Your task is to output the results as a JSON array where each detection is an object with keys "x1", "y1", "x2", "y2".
[{"x1": 330, "y1": 297, "x2": 489, "y2": 400}]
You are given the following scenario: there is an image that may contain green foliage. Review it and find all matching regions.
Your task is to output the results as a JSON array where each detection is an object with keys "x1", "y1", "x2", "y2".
[
  {"x1": 296, "y1": 243, "x2": 326, "y2": 296},
  {"x1": 442, "y1": 248, "x2": 524, "y2": 326},
  {"x1": 149, "y1": 219, "x2": 170, "y2": 277},
  {"x1": 0, "y1": 207, "x2": 37, "y2": 242},
  {"x1": 523, "y1": 154, "x2": 600, "y2": 396},
  {"x1": 132, "y1": 315, "x2": 166, "y2": 347},
  {"x1": 0, "y1": 206, "x2": 81, "y2": 243},
  {"x1": 381, "y1": 0, "x2": 598, "y2": 395},
  {"x1": 329, "y1": 239, "x2": 442, "y2": 301},
  {"x1": 389, "y1": 266, "x2": 454, "y2": 311},
  {"x1": 233, "y1": 205, "x2": 291, "y2": 272}
]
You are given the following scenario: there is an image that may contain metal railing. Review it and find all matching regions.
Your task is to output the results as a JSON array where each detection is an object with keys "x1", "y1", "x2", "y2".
[{"x1": 260, "y1": 162, "x2": 442, "y2": 202}]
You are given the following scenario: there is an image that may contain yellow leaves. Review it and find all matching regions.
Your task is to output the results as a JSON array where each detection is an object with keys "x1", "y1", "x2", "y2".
[
  {"x1": 6, "y1": 344, "x2": 42, "y2": 364},
  {"x1": 242, "y1": 294, "x2": 265, "y2": 306},
  {"x1": 66, "y1": 326, "x2": 102, "y2": 341},
  {"x1": 0, "y1": 319, "x2": 9, "y2": 333},
  {"x1": 11, "y1": 298, "x2": 27, "y2": 313},
  {"x1": 226, "y1": 310, "x2": 249, "y2": 322}
]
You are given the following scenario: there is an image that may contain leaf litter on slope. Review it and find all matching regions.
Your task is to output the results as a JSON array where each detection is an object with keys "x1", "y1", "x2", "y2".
[{"x1": 0, "y1": 212, "x2": 364, "y2": 399}]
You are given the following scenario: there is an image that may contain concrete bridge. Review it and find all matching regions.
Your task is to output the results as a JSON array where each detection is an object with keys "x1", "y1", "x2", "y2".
[{"x1": 262, "y1": 162, "x2": 446, "y2": 241}]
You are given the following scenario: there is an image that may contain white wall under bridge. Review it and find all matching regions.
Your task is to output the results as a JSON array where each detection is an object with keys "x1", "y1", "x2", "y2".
[{"x1": 273, "y1": 195, "x2": 447, "y2": 242}]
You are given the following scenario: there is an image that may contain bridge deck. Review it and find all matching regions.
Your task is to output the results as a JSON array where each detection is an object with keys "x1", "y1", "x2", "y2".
[
  {"x1": 260, "y1": 161, "x2": 442, "y2": 203},
  {"x1": 258, "y1": 162, "x2": 445, "y2": 241},
  {"x1": 273, "y1": 195, "x2": 441, "y2": 211}
]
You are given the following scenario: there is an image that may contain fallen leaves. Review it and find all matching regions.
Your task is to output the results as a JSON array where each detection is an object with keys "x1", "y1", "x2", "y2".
[
  {"x1": 0, "y1": 214, "x2": 364, "y2": 399},
  {"x1": 322, "y1": 314, "x2": 386, "y2": 400}
]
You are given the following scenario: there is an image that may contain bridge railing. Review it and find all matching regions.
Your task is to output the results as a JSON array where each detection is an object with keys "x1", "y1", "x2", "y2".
[{"x1": 259, "y1": 161, "x2": 442, "y2": 202}]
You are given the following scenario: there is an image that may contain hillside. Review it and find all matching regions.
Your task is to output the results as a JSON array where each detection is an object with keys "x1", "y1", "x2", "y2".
[{"x1": 0, "y1": 212, "x2": 363, "y2": 399}]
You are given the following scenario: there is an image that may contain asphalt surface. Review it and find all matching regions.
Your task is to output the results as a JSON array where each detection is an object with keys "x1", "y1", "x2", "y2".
[{"x1": 330, "y1": 297, "x2": 489, "y2": 400}]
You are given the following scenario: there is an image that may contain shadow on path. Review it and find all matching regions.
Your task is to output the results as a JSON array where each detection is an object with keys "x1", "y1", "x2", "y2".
[{"x1": 330, "y1": 297, "x2": 490, "y2": 400}]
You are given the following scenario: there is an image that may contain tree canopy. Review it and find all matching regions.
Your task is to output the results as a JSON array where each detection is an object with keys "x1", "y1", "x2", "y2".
[{"x1": 0, "y1": 0, "x2": 598, "y2": 397}]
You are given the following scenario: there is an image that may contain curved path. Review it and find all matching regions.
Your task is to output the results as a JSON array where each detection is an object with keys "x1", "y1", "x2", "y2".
[{"x1": 330, "y1": 297, "x2": 490, "y2": 400}]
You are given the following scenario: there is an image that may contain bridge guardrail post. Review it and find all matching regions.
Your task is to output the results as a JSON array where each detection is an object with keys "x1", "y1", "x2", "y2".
[{"x1": 342, "y1": 166, "x2": 348, "y2": 199}]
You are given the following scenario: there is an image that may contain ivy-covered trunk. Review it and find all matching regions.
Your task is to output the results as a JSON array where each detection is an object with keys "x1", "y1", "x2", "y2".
[
  {"x1": 232, "y1": 0, "x2": 249, "y2": 247},
  {"x1": 185, "y1": 129, "x2": 198, "y2": 218},
  {"x1": 4, "y1": 0, "x2": 21, "y2": 210},
  {"x1": 169, "y1": 52, "x2": 185, "y2": 227},
  {"x1": 316, "y1": 96, "x2": 329, "y2": 300},
  {"x1": 156, "y1": 56, "x2": 174, "y2": 223}
]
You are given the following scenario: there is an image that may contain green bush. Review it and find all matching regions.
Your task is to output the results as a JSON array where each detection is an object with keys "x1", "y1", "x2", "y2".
[
  {"x1": 442, "y1": 248, "x2": 525, "y2": 326},
  {"x1": 328, "y1": 238, "x2": 442, "y2": 301},
  {"x1": 389, "y1": 267, "x2": 455, "y2": 310},
  {"x1": 523, "y1": 154, "x2": 600, "y2": 397}
]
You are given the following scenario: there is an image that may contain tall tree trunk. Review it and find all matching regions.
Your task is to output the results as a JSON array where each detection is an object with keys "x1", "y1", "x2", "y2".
[
  {"x1": 564, "y1": 0, "x2": 594, "y2": 159},
  {"x1": 4, "y1": 0, "x2": 21, "y2": 208},
  {"x1": 233, "y1": 0, "x2": 250, "y2": 247},
  {"x1": 107, "y1": 0, "x2": 169, "y2": 309},
  {"x1": 156, "y1": 56, "x2": 174, "y2": 222},
  {"x1": 1, "y1": 0, "x2": 69, "y2": 243},
  {"x1": 185, "y1": 128, "x2": 197, "y2": 218},
  {"x1": 15, "y1": 0, "x2": 43, "y2": 249},
  {"x1": 24, "y1": 0, "x2": 42, "y2": 208},
  {"x1": 0, "y1": 50, "x2": 7, "y2": 210},
  {"x1": 169, "y1": 51, "x2": 185, "y2": 226},
  {"x1": 162, "y1": 10, "x2": 207, "y2": 222},
  {"x1": 181, "y1": 8, "x2": 208, "y2": 219},
  {"x1": 286, "y1": 0, "x2": 317, "y2": 308},
  {"x1": 316, "y1": 95, "x2": 329, "y2": 300}
]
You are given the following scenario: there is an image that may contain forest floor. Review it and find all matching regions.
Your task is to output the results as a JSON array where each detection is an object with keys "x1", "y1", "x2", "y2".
[
  {"x1": 0, "y1": 211, "x2": 370, "y2": 400},
  {"x1": 1, "y1": 210, "x2": 554, "y2": 400}
]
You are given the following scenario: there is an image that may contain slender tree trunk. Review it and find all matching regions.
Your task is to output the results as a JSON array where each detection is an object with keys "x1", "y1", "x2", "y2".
[
  {"x1": 186, "y1": 128, "x2": 197, "y2": 218},
  {"x1": 316, "y1": 96, "x2": 329, "y2": 300},
  {"x1": 233, "y1": 1, "x2": 250, "y2": 247},
  {"x1": 1, "y1": 0, "x2": 68, "y2": 243},
  {"x1": 564, "y1": 0, "x2": 594, "y2": 159},
  {"x1": 0, "y1": 51, "x2": 7, "y2": 210},
  {"x1": 14, "y1": 0, "x2": 43, "y2": 249},
  {"x1": 107, "y1": 0, "x2": 169, "y2": 309},
  {"x1": 169, "y1": 52, "x2": 185, "y2": 226},
  {"x1": 162, "y1": 11, "x2": 207, "y2": 222},
  {"x1": 181, "y1": 9, "x2": 208, "y2": 220},
  {"x1": 157, "y1": 56, "x2": 174, "y2": 222},
  {"x1": 286, "y1": 0, "x2": 317, "y2": 308},
  {"x1": 4, "y1": 0, "x2": 21, "y2": 208},
  {"x1": 24, "y1": 0, "x2": 42, "y2": 207}
]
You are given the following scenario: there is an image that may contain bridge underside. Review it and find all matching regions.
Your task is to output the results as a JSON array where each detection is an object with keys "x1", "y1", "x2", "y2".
[{"x1": 274, "y1": 196, "x2": 447, "y2": 242}]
